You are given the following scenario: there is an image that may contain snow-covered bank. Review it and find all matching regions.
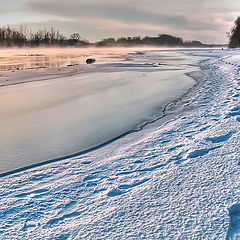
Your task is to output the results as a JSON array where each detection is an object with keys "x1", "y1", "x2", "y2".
[
  {"x1": 0, "y1": 49, "x2": 240, "y2": 239},
  {"x1": 0, "y1": 50, "x2": 196, "y2": 174}
]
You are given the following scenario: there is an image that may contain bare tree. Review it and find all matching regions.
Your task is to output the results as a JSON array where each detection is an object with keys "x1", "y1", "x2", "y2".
[{"x1": 0, "y1": 25, "x2": 88, "y2": 47}]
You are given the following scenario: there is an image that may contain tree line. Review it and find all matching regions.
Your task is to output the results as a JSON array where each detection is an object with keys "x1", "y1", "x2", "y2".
[
  {"x1": 96, "y1": 34, "x2": 208, "y2": 47},
  {"x1": 0, "y1": 25, "x2": 218, "y2": 47},
  {"x1": 0, "y1": 25, "x2": 89, "y2": 47}
]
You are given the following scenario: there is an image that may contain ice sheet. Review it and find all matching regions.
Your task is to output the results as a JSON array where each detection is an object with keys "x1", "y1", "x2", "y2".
[{"x1": 0, "y1": 62, "x2": 195, "y2": 174}]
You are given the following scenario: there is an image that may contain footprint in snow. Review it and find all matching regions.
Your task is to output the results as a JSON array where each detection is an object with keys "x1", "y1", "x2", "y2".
[
  {"x1": 107, "y1": 178, "x2": 150, "y2": 197},
  {"x1": 226, "y1": 204, "x2": 240, "y2": 240},
  {"x1": 205, "y1": 131, "x2": 235, "y2": 144}
]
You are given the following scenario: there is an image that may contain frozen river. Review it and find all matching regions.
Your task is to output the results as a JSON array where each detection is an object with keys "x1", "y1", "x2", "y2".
[{"x1": 0, "y1": 49, "x2": 197, "y2": 174}]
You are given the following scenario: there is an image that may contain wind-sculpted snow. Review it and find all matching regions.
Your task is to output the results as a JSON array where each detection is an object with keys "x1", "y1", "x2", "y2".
[{"x1": 1, "y1": 49, "x2": 240, "y2": 239}]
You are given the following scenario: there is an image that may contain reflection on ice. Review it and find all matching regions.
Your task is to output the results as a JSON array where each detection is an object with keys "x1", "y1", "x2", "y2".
[{"x1": 0, "y1": 49, "x2": 197, "y2": 174}]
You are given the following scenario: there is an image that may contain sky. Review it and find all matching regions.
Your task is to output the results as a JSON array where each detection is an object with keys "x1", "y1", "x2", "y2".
[{"x1": 0, "y1": 0, "x2": 240, "y2": 44}]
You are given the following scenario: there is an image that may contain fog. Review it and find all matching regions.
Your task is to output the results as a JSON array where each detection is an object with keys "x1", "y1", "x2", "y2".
[{"x1": 0, "y1": 46, "x2": 192, "y2": 71}]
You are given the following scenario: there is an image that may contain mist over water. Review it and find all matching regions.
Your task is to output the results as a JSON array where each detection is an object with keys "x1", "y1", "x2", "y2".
[
  {"x1": 0, "y1": 48, "x2": 197, "y2": 174},
  {"x1": 0, "y1": 46, "x2": 195, "y2": 70}
]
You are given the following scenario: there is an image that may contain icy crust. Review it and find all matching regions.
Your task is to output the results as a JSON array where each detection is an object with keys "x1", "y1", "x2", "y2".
[{"x1": 1, "y1": 50, "x2": 240, "y2": 239}]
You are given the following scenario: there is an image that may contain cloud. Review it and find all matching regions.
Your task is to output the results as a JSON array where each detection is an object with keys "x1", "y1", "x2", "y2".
[
  {"x1": 16, "y1": 0, "x2": 240, "y2": 43},
  {"x1": 25, "y1": 18, "x2": 171, "y2": 41},
  {"x1": 26, "y1": 0, "x2": 190, "y2": 29}
]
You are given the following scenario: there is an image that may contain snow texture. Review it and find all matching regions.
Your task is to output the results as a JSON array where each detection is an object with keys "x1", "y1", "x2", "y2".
[{"x1": 0, "y1": 49, "x2": 240, "y2": 239}]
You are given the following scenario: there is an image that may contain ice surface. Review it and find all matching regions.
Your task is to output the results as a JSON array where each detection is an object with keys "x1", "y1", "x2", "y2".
[
  {"x1": 0, "y1": 48, "x2": 240, "y2": 239},
  {"x1": 0, "y1": 50, "x2": 196, "y2": 174}
]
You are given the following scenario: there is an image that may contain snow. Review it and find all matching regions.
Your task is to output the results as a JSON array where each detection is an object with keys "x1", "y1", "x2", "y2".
[{"x1": 0, "y1": 48, "x2": 240, "y2": 239}]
